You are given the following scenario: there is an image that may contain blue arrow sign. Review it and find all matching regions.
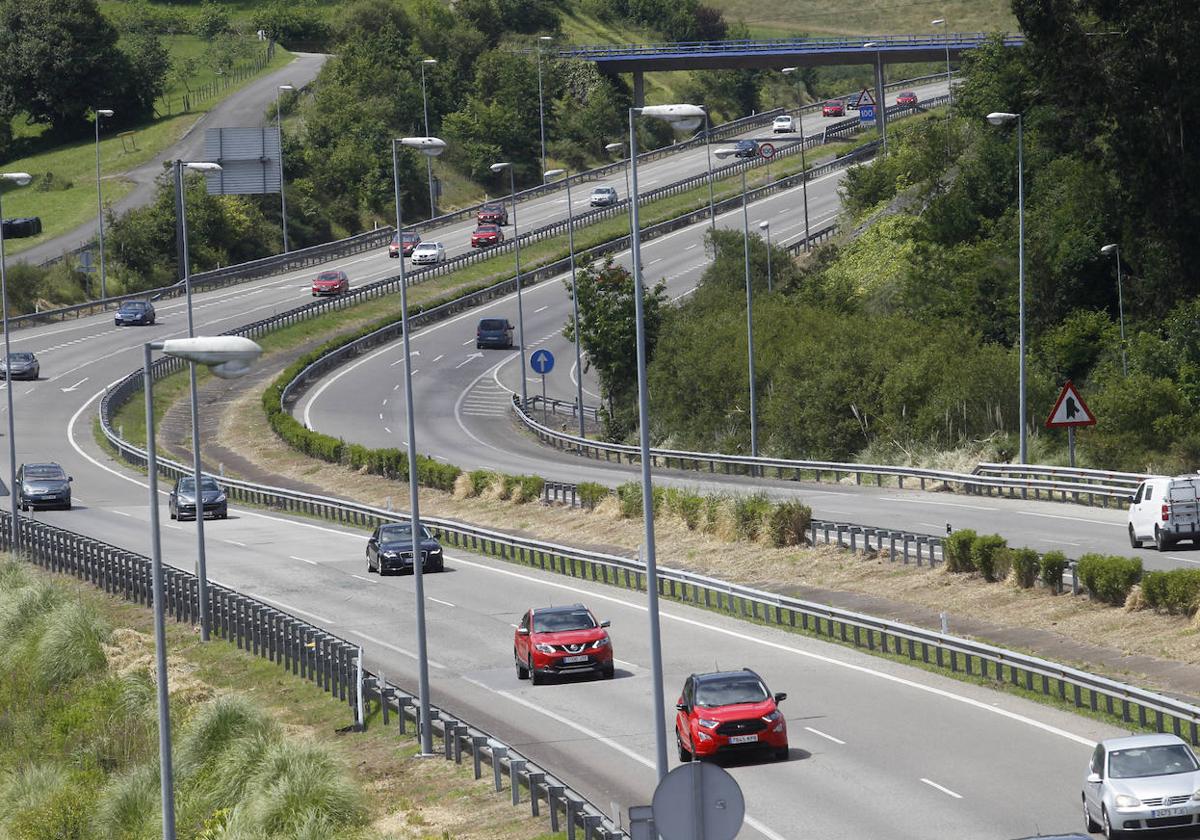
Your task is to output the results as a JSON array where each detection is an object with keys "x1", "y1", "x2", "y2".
[{"x1": 530, "y1": 349, "x2": 555, "y2": 375}]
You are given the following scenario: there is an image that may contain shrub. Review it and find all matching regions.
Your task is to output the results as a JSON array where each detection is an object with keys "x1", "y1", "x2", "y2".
[
  {"x1": 703, "y1": 495, "x2": 724, "y2": 533},
  {"x1": 36, "y1": 600, "x2": 109, "y2": 687},
  {"x1": 1141, "y1": 569, "x2": 1200, "y2": 615},
  {"x1": 577, "y1": 482, "x2": 609, "y2": 509},
  {"x1": 467, "y1": 470, "x2": 493, "y2": 497},
  {"x1": 970, "y1": 534, "x2": 1008, "y2": 582},
  {"x1": 1010, "y1": 548, "x2": 1040, "y2": 588},
  {"x1": 617, "y1": 482, "x2": 642, "y2": 518},
  {"x1": 498, "y1": 474, "x2": 521, "y2": 501},
  {"x1": 516, "y1": 475, "x2": 544, "y2": 503},
  {"x1": 733, "y1": 494, "x2": 772, "y2": 541},
  {"x1": 670, "y1": 490, "x2": 704, "y2": 530},
  {"x1": 1077, "y1": 554, "x2": 1143, "y2": 606},
  {"x1": 1039, "y1": 551, "x2": 1067, "y2": 593},
  {"x1": 768, "y1": 500, "x2": 812, "y2": 547},
  {"x1": 942, "y1": 529, "x2": 977, "y2": 573}
]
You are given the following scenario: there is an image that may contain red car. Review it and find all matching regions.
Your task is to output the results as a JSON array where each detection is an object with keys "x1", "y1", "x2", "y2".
[
  {"x1": 514, "y1": 604, "x2": 613, "y2": 684},
  {"x1": 675, "y1": 669, "x2": 788, "y2": 762},
  {"x1": 470, "y1": 224, "x2": 505, "y2": 248},
  {"x1": 311, "y1": 269, "x2": 349, "y2": 297},
  {"x1": 822, "y1": 100, "x2": 845, "y2": 117},
  {"x1": 478, "y1": 203, "x2": 509, "y2": 226},
  {"x1": 896, "y1": 91, "x2": 919, "y2": 106},
  {"x1": 389, "y1": 231, "x2": 421, "y2": 258}
]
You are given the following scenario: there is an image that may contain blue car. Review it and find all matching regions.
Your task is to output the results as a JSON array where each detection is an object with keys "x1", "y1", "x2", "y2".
[
  {"x1": 476, "y1": 317, "x2": 514, "y2": 349},
  {"x1": 115, "y1": 300, "x2": 156, "y2": 326}
]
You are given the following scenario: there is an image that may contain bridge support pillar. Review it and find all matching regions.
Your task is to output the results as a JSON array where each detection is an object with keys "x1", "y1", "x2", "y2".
[
  {"x1": 873, "y1": 59, "x2": 887, "y2": 151},
  {"x1": 632, "y1": 71, "x2": 644, "y2": 108}
]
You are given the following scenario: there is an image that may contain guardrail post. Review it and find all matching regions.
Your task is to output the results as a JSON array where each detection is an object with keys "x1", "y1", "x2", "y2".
[
  {"x1": 472, "y1": 736, "x2": 488, "y2": 779},
  {"x1": 510, "y1": 759, "x2": 526, "y2": 805},
  {"x1": 566, "y1": 796, "x2": 580, "y2": 840},
  {"x1": 548, "y1": 785, "x2": 565, "y2": 832},
  {"x1": 493, "y1": 745, "x2": 508, "y2": 792},
  {"x1": 397, "y1": 696, "x2": 413, "y2": 734},
  {"x1": 528, "y1": 771, "x2": 545, "y2": 816}
]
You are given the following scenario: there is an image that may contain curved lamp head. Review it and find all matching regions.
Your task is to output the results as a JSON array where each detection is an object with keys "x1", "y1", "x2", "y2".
[
  {"x1": 863, "y1": 41, "x2": 877, "y2": 48},
  {"x1": 640, "y1": 103, "x2": 705, "y2": 131},
  {"x1": 931, "y1": 18, "x2": 946, "y2": 25},
  {"x1": 713, "y1": 148, "x2": 738, "y2": 160},
  {"x1": 158, "y1": 336, "x2": 263, "y2": 380},
  {"x1": 781, "y1": 66, "x2": 798, "y2": 75},
  {"x1": 1101, "y1": 244, "x2": 1119, "y2": 257},
  {"x1": 987, "y1": 112, "x2": 1019, "y2": 125},
  {"x1": 544, "y1": 168, "x2": 566, "y2": 180},
  {"x1": 184, "y1": 161, "x2": 222, "y2": 173},
  {"x1": 96, "y1": 108, "x2": 114, "y2": 118},
  {"x1": 422, "y1": 58, "x2": 437, "y2": 66},
  {"x1": 604, "y1": 142, "x2": 624, "y2": 154},
  {"x1": 758, "y1": 220, "x2": 770, "y2": 231},
  {"x1": 490, "y1": 161, "x2": 512, "y2": 173},
  {"x1": 278, "y1": 84, "x2": 294, "y2": 92},
  {"x1": 400, "y1": 136, "x2": 446, "y2": 158},
  {"x1": 0, "y1": 173, "x2": 32, "y2": 187}
]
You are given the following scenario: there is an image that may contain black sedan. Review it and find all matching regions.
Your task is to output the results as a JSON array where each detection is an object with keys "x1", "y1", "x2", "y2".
[
  {"x1": 366, "y1": 522, "x2": 444, "y2": 574},
  {"x1": 1, "y1": 352, "x2": 39, "y2": 380},
  {"x1": 17, "y1": 462, "x2": 71, "y2": 510},
  {"x1": 168, "y1": 475, "x2": 228, "y2": 520},
  {"x1": 115, "y1": 300, "x2": 156, "y2": 326},
  {"x1": 733, "y1": 139, "x2": 760, "y2": 158}
]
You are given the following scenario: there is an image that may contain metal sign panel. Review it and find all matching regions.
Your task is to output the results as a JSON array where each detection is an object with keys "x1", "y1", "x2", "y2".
[{"x1": 203, "y1": 127, "x2": 282, "y2": 195}]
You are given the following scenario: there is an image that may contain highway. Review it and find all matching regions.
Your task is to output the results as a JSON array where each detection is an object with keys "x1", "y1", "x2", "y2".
[{"x1": 0, "y1": 72, "x2": 1141, "y2": 837}]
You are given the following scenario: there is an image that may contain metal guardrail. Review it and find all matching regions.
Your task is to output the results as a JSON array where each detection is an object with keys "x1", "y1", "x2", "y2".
[
  {"x1": 7, "y1": 511, "x2": 624, "y2": 839},
  {"x1": 976, "y1": 462, "x2": 1155, "y2": 493},
  {"x1": 511, "y1": 398, "x2": 1137, "y2": 508},
  {"x1": 559, "y1": 33, "x2": 1024, "y2": 59}
]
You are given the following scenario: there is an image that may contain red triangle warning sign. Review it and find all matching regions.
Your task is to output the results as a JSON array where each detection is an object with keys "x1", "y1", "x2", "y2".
[
  {"x1": 1045, "y1": 380, "x2": 1096, "y2": 428},
  {"x1": 856, "y1": 87, "x2": 875, "y2": 105}
]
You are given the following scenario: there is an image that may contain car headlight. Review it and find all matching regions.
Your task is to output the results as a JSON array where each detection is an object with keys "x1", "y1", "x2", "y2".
[
  {"x1": 696, "y1": 731, "x2": 712, "y2": 742},
  {"x1": 428, "y1": 546, "x2": 442, "y2": 555},
  {"x1": 697, "y1": 718, "x2": 719, "y2": 729},
  {"x1": 1193, "y1": 789, "x2": 1200, "y2": 801},
  {"x1": 1115, "y1": 795, "x2": 1142, "y2": 808},
  {"x1": 762, "y1": 710, "x2": 782, "y2": 723},
  {"x1": 214, "y1": 494, "x2": 226, "y2": 503},
  {"x1": 382, "y1": 551, "x2": 398, "y2": 559},
  {"x1": 534, "y1": 643, "x2": 555, "y2": 654},
  {"x1": 591, "y1": 637, "x2": 610, "y2": 648}
]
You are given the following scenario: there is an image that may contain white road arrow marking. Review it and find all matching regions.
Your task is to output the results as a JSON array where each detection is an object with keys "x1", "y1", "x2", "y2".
[
  {"x1": 455, "y1": 353, "x2": 484, "y2": 369},
  {"x1": 60, "y1": 377, "x2": 90, "y2": 393}
]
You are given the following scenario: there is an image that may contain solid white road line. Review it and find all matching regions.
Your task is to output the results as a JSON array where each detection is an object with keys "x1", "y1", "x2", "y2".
[
  {"x1": 290, "y1": 555, "x2": 320, "y2": 565},
  {"x1": 428, "y1": 596, "x2": 455, "y2": 607},
  {"x1": 920, "y1": 778, "x2": 963, "y2": 799},
  {"x1": 251, "y1": 595, "x2": 335, "y2": 625},
  {"x1": 804, "y1": 726, "x2": 846, "y2": 745}
]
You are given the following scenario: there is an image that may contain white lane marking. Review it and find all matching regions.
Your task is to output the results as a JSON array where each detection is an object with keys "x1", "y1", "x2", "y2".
[
  {"x1": 351, "y1": 574, "x2": 379, "y2": 585},
  {"x1": 685, "y1": 243, "x2": 698, "y2": 250},
  {"x1": 534, "y1": 305, "x2": 548, "y2": 313},
  {"x1": 429, "y1": 596, "x2": 455, "y2": 608},
  {"x1": 462, "y1": 339, "x2": 473, "y2": 345},
  {"x1": 886, "y1": 497, "x2": 996, "y2": 512},
  {"x1": 460, "y1": 677, "x2": 788, "y2": 840},
  {"x1": 432, "y1": 354, "x2": 444, "y2": 363},
  {"x1": 383, "y1": 427, "x2": 392, "y2": 434},
  {"x1": 224, "y1": 539, "x2": 247, "y2": 547},
  {"x1": 1167, "y1": 556, "x2": 1200, "y2": 565},
  {"x1": 804, "y1": 726, "x2": 845, "y2": 745},
  {"x1": 60, "y1": 377, "x2": 89, "y2": 392},
  {"x1": 113, "y1": 510, "x2": 132, "y2": 517},
  {"x1": 920, "y1": 778, "x2": 963, "y2": 799},
  {"x1": 382, "y1": 398, "x2": 388, "y2": 406},
  {"x1": 1039, "y1": 537, "x2": 1081, "y2": 546},
  {"x1": 1018, "y1": 510, "x2": 1125, "y2": 527},
  {"x1": 613, "y1": 658, "x2": 639, "y2": 670},
  {"x1": 290, "y1": 555, "x2": 319, "y2": 566},
  {"x1": 252, "y1": 595, "x2": 335, "y2": 625},
  {"x1": 918, "y1": 522, "x2": 945, "y2": 530},
  {"x1": 350, "y1": 630, "x2": 447, "y2": 669}
]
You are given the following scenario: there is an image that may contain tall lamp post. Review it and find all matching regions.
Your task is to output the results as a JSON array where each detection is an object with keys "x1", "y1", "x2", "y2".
[
  {"x1": 544, "y1": 168, "x2": 586, "y2": 438},
  {"x1": 629, "y1": 102, "x2": 705, "y2": 779},
  {"x1": 93, "y1": 108, "x2": 114, "y2": 299},
  {"x1": 714, "y1": 147, "x2": 759, "y2": 462},
  {"x1": 700, "y1": 106, "x2": 717, "y2": 233},
  {"x1": 490, "y1": 161, "x2": 529, "y2": 409},
  {"x1": 419, "y1": 59, "x2": 438, "y2": 216},
  {"x1": 536, "y1": 35, "x2": 553, "y2": 180},
  {"x1": 780, "y1": 68, "x2": 812, "y2": 249},
  {"x1": 173, "y1": 159, "x2": 224, "y2": 641},
  {"x1": 143, "y1": 336, "x2": 263, "y2": 840},
  {"x1": 0, "y1": 172, "x2": 31, "y2": 551},
  {"x1": 392, "y1": 135, "x2": 447, "y2": 757},
  {"x1": 931, "y1": 19, "x2": 952, "y2": 107},
  {"x1": 1101, "y1": 243, "x2": 1128, "y2": 376},
  {"x1": 759, "y1": 220, "x2": 773, "y2": 292},
  {"x1": 987, "y1": 111, "x2": 1026, "y2": 463},
  {"x1": 275, "y1": 85, "x2": 294, "y2": 253}
]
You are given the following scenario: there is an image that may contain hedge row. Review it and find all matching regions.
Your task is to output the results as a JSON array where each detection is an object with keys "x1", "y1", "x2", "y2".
[
  {"x1": 1142, "y1": 569, "x2": 1200, "y2": 615},
  {"x1": 1076, "y1": 554, "x2": 1144, "y2": 607},
  {"x1": 943, "y1": 530, "x2": 1068, "y2": 594},
  {"x1": 612, "y1": 483, "x2": 812, "y2": 547}
]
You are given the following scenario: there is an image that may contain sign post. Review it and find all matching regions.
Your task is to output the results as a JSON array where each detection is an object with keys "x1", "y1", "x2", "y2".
[
  {"x1": 530, "y1": 349, "x2": 555, "y2": 426},
  {"x1": 1045, "y1": 379, "x2": 1096, "y2": 467}
]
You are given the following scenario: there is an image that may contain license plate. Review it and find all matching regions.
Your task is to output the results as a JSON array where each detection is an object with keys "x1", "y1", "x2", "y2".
[
  {"x1": 1152, "y1": 808, "x2": 1186, "y2": 818},
  {"x1": 563, "y1": 655, "x2": 589, "y2": 664},
  {"x1": 728, "y1": 734, "x2": 758, "y2": 744}
]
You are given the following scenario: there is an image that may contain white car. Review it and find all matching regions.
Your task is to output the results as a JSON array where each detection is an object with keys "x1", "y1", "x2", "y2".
[
  {"x1": 772, "y1": 115, "x2": 795, "y2": 133},
  {"x1": 590, "y1": 186, "x2": 619, "y2": 207},
  {"x1": 1128, "y1": 475, "x2": 1200, "y2": 550},
  {"x1": 410, "y1": 242, "x2": 446, "y2": 265}
]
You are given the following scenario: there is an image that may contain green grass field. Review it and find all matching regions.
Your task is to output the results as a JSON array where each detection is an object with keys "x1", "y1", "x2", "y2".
[{"x1": 709, "y1": 0, "x2": 1018, "y2": 37}]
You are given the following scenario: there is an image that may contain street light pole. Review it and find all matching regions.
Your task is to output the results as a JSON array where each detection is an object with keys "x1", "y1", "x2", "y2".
[
  {"x1": 701, "y1": 107, "x2": 716, "y2": 233},
  {"x1": 94, "y1": 108, "x2": 114, "y2": 299},
  {"x1": 759, "y1": 220, "x2": 773, "y2": 292},
  {"x1": 629, "y1": 102, "x2": 705, "y2": 780},
  {"x1": 1101, "y1": 243, "x2": 1128, "y2": 376},
  {"x1": 419, "y1": 59, "x2": 438, "y2": 217},
  {"x1": 545, "y1": 169, "x2": 585, "y2": 439},
  {"x1": 536, "y1": 36, "x2": 552, "y2": 181},
  {"x1": 0, "y1": 172, "x2": 31, "y2": 552},
  {"x1": 988, "y1": 112, "x2": 1026, "y2": 463},
  {"x1": 931, "y1": 19, "x2": 952, "y2": 109},
  {"x1": 780, "y1": 68, "x2": 812, "y2": 250},
  {"x1": 393, "y1": 136, "x2": 446, "y2": 757},
  {"x1": 173, "y1": 159, "x2": 224, "y2": 641},
  {"x1": 275, "y1": 85, "x2": 293, "y2": 253},
  {"x1": 491, "y1": 162, "x2": 528, "y2": 409}
]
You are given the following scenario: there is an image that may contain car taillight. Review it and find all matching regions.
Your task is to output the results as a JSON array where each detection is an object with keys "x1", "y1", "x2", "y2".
[{"x1": 1163, "y1": 504, "x2": 1170, "y2": 521}]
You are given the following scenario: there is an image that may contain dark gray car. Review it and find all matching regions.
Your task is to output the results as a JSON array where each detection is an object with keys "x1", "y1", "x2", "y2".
[
  {"x1": 115, "y1": 300, "x2": 156, "y2": 326},
  {"x1": 476, "y1": 317, "x2": 514, "y2": 349},
  {"x1": 1, "y1": 352, "x2": 39, "y2": 380},
  {"x1": 17, "y1": 462, "x2": 71, "y2": 510},
  {"x1": 169, "y1": 475, "x2": 228, "y2": 520},
  {"x1": 366, "y1": 522, "x2": 444, "y2": 574}
]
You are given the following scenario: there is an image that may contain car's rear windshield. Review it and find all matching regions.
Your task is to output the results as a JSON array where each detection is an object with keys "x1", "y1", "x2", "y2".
[
  {"x1": 24, "y1": 465, "x2": 64, "y2": 479},
  {"x1": 179, "y1": 477, "x2": 221, "y2": 493},
  {"x1": 379, "y1": 523, "x2": 432, "y2": 544},
  {"x1": 1109, "y1": 744, "x2": 1200, "y2": 778},
  {"x1": 695, "y1": 676, "x2": 769, "y2": 707},
  {"x1": 479, "y1": 319, "x2": 508, "y2": 331},
  {"x1": 533, "y1": 609, "x2": 595, "y2": 633}
]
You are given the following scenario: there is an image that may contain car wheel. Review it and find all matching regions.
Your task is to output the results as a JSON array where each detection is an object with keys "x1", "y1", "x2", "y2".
[
  {"x1": 1084, "y1": 797, "x2": 1100, "y2": 833},
  {"x1": 677, "y1": 734, "x2": 692, "y2": 762},
  {"x1": 367, "y1": 556, "x2": 375, "y2": 573},
  {"x1": 63, "y1": 501, "x2": 71, "y2": 511},
  {"x1": 1156, "y1": 526, "x2": 1172, "y2": 551},
  {"x1": 516, "y1": 651, "x2": 529, "y2": 680},
  {"x1": 1128, "y1": 525, "x2": 1141, "y2": 548},
  {"x1": 602, "y1": 663, "x2": 614, "y2": 679},
  {"x1": 774, "y1": 746, "x2": 789, "y2": 761},
  {"x1": 476, "y1": 343, "x2": 482, "y2": 349},
  {"x1": 529, "y1": 656, "x2": 542, "y2": 685},
  {"x1": 1102, "y1": 805, "x2": 1120, "y2": 839}
]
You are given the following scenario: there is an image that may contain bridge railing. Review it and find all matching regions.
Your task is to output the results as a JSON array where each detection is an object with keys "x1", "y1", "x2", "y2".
[{"x1": 560, "y1": 33, "x2": 1024, "y2": 58}]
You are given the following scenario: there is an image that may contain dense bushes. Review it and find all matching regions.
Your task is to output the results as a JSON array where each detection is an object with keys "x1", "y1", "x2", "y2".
[
  {"x1": 1076, "y1": 554, "x2": 1143, "y2": 606},
  {"x1": 768, "y1": 500, "x2": 812, "y2": 548},
  {"x1": 1141, "y1": 569, "x2": 1200, "y2": 615},
  {"x1": 943, "y1": 529, "x2": 977, "y2": 573},
  {"x1": 1040, "y1": 551, "x2": 1068, "y2": 593},
  {"x1": 971, "y1": 534, "x2": 1009, "y2": 582},
  {"x1": 1010, "y1": 547, "x2": 1040, "y2": 588}
]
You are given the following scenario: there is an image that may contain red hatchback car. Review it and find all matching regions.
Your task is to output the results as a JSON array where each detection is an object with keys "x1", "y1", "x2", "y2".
[
  {"x1": 471, "y1": 224, "x2": 505, "y2": 248},
  {"x1": 896, "y1": 91, "x2": 919, "y2": 106},
  {"x1": 514, "y1": 604, "x2": 614, "y2": 684},
  {"x1": 822, "y1": 100, "x2": 845, "y2": 117},
  {"x1": 675, "y1": 669, "x2": 788, "y2": 762},
  {"x1": 478, "y1": 203, "x2": 509, "y2": 226},
  {"x1": 389, "y1": 231, "x2": 421, "y2": 258},
  {"x1": 311, "y1": 270, "x2": 349, "y2": 297}
]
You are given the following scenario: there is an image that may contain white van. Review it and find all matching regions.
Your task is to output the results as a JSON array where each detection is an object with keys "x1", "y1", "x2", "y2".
[{"x1": 1128, "y1": 475, "x2": 1200, "y2": 550}]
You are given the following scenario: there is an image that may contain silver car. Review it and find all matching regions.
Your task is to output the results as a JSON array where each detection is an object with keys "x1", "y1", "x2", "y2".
[
  {"x1": 1083, "y1": 734, "x2": 1200, "y2": 837},
  {"x1": 411, "y1": 241, "x2": 446, "y2": 265}
]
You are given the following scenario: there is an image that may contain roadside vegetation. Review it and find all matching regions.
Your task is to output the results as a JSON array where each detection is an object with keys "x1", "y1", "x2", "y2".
[{"x1": 0, "y1": 558, "x2": 566, "y2": 839}]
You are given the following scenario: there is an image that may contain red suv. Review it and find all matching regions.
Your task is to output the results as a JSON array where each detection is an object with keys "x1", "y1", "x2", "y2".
[
  {"x1": 311, "y1": 269, "x2": 349, "y2": 297},
  {"x1": 675, "y1": 669, "x2": 788, "y2": 762},
  {"x1": 822, "y1": 100, "x2": 845, "y2": 117},
  {"x1": 896, "y1": 91, "x2": 918, "y2": 106},
  {"x1": 471, "y1": 224, "x2": 505, "y2": 248},
  {"x1": 389, "y1": 231, "x2": 421, "y2": 258},
  {"x1": 514, "y1": 604, "x2": 613, "y2": 684},
  {"x1": 478, "y1": 203, "x2": 509, "y2": 226}
]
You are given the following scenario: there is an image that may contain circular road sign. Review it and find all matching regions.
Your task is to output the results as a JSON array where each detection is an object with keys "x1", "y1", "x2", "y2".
[
  {"x1": 758, "y1": 142, "x2": 775, "y2": 159},
  {"x1": 530, "y1": 348, "x2": 555, "y2": 375},
  {"x1": 651, "y1": 762, "x2": 745, "y2": 840}
]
